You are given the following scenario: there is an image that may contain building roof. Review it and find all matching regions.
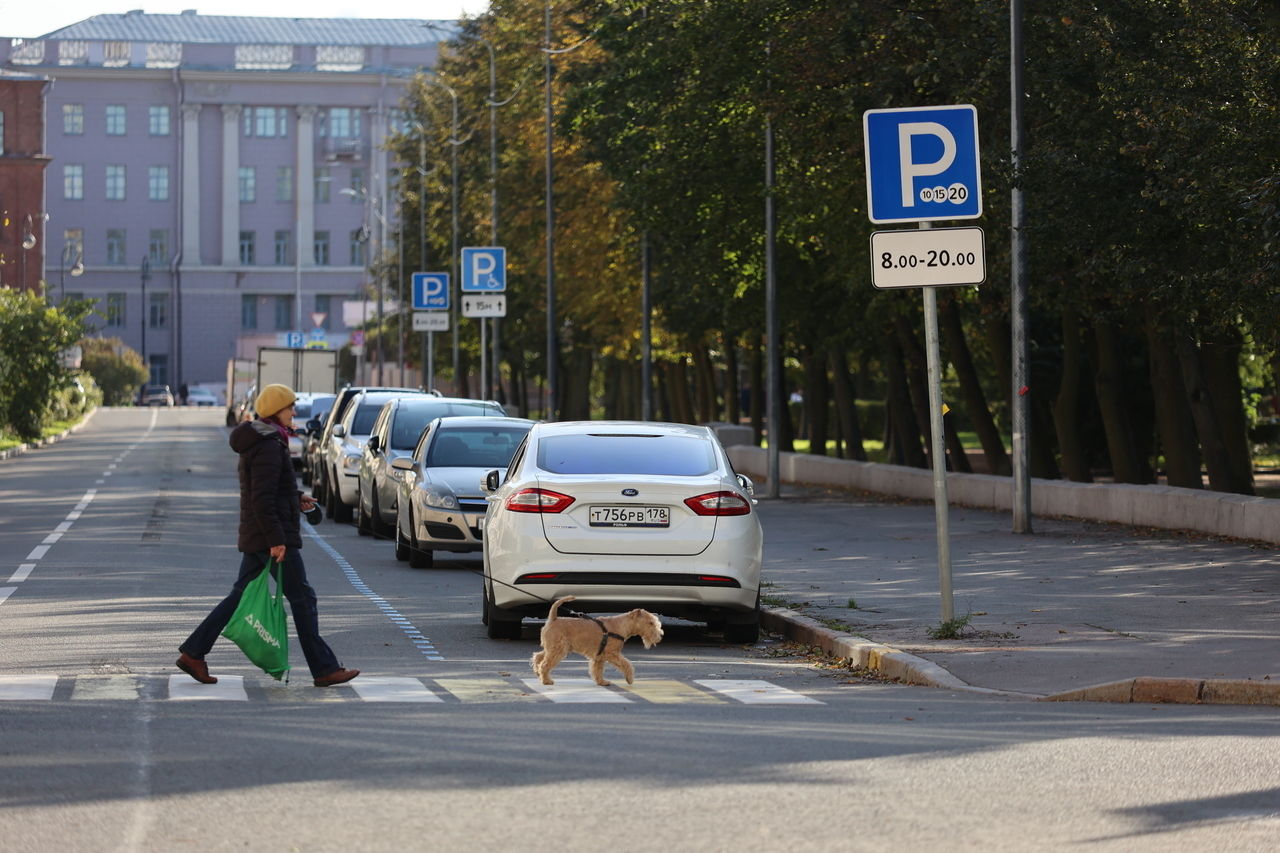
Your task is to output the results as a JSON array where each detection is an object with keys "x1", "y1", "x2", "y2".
[{"x1": 39, "y1": 12, "x2": 454, "y2": 47}]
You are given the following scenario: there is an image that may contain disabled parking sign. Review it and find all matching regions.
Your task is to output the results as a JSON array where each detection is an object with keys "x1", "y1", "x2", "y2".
[
  {"x1": 460, "y1": 247, "x2": 506, "y2": 292},
  {"x1": 863, "y1": 105, "x2": 982, "y2": 224}
]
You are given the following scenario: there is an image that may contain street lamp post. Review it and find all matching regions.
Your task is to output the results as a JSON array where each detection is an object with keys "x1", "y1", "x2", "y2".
[
  {"x1": 340, "y1": 184, "x2": 388, "y2": 384},
  {"x1": 140, "y1": 256, "x2": 151, "y2": 382}
]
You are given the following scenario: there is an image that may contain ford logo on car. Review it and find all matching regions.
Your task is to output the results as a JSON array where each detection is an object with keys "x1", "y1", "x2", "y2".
[{"x1": 621, "y1": 488, "x2": 638, "y2": 496}]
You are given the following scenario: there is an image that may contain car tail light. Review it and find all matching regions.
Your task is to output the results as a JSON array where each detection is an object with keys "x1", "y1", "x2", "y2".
[
  {"x1": 506, "y1": 488, "x2": 575, "y2": 514},
  {"x1": 683, "y1": 491, "x2": 751, "y2": 516}
]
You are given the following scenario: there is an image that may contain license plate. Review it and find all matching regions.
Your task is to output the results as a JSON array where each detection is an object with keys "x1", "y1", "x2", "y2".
[{"x1": 589, "y1": 505, "x2": 670, "y2": 528}]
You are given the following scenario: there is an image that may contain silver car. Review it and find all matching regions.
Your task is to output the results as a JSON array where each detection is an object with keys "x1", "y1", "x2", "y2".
[
  {"x1": 392, "y1": 416, "x2": 535, "y2": 568},
  {"x1": 356, "y1": 397, "x2": 508, "y2": 538},
  {"x1": 323, "y1": 389, "x2": 426, "y2": 522}
]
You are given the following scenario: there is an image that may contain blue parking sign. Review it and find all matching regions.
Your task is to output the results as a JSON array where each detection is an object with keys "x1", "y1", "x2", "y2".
[
  {"x1": 460, "y1": 247, "x2": 506, "y2": 292},
  {"x1": 863, "y1": 105, "x2": 982, "y2": 224},
  {"x1": 412, "y1": 272, "x2": 449, "y2": 310}
]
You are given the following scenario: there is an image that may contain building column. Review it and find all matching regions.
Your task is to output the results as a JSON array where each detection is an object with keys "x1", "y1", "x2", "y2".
[
  {"x1": 181, "y1": 104, "x2": 202, "y2": 263},
  {"x1": 296, "y1": 105, "x2": 317, "y2": 267},
  {"x1": 221, "y1": 104, "x2": 242, "y2": 266}
]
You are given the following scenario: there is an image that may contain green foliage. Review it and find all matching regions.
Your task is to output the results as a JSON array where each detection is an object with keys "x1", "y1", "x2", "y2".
[
  {"x1": 0, "y1": 288, "x2": 92, "y2": 441},
  {"x1": 80, "y1": 337, "x2": 149, "y2": 406}
]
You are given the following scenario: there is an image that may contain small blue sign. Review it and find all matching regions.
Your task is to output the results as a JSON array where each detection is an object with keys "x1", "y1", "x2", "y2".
[
  {"x1": 285, "y1": 330, "x2": 305, "y2": 348},
  {"x1": 460, "y1": 247, "x2": 506, "y2": 292},
  {"x1": 412, "y1": 272, "x2": 449, "y2": 310},
  {"x1": 863, "y1": 105, "x2": 982, "y2": 224}
]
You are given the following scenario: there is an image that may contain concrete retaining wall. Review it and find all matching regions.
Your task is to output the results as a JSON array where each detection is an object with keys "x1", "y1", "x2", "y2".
[{"x1": 727, "y1": 446, "x2": 1280, "y2": 547}]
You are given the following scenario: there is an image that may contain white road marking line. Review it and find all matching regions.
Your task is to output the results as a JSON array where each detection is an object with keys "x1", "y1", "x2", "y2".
[
  {"x1": 0, "y1": 675, "x2": 58, "y2": 700},
  {"x1": 25, "y1": 545, "x2": 49, "y2": 561},
  {"x1": 55, "y1": 521, "x2": 73, "y2": 533},
  {"x1": 71, "y1": 675, "x2": 141, "y2": 701},
  {"x1": 694, "y1": 679, "x2": 824, "y2": 705},
  {"x1": 307, "y1": 527, "x2": 445, "y2": 661},
  {"x1": 350, "y1": 676, "x2": 444, "y2": 703},
  {"x1": 0, "y1": 587, "x2": 17, "y2": 605},
  {"x1": 522, "y1": 678, "x2": 634, "y2": 703},
  {"x1": 168, "y1": 674, "x2": 247, "y2": 701},
  {"x1": 8, "y1": 564, "x2": 35, "y2": 583},
  {"x1": 41, "y1": 532, "x2": 63, "y2": 545}
]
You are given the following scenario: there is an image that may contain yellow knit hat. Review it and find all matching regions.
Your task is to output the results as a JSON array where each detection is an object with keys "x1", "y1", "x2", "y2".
[{"x1": 254, "y1": 384, "x2": 297, "y2": 418}]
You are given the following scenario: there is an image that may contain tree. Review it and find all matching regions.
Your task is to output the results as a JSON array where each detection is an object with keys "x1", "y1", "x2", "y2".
[
  {"x1": 0, "y1": 289, "x2": 91, "y2": 440},
  {"x1": 80, "y1": 337, "x2": 149, "y2": 406}
]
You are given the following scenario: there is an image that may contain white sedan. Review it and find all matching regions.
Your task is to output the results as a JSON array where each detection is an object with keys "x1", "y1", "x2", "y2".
[{"x1": 479, "y1": 421, "x2": 763, "y2": 643}]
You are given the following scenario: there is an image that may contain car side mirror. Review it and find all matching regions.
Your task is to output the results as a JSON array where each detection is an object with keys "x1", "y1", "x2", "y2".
[
  {"x1": 481, "y1": 469, "x2": 501, "y2": 494},
  {"x1": 367, "y1": 434, "x2": 380, "y2": 453},
  {"x1": 737, "y1": 473, "x2": 756, "y2": 497},
  {"x1": 391, "y1": 457, "x2": 416, "y2": 472},
  {"x1": 306, "y1": 418, "x2": 321, "y2": 433},
  {"x1": 332, "y1": 424, "x2": 346, "y2": 438}
]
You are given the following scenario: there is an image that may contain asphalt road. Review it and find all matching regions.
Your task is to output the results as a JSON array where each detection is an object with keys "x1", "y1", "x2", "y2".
[{"x1": 1, "y1": 408, "x2": 1278, "y2": 851}]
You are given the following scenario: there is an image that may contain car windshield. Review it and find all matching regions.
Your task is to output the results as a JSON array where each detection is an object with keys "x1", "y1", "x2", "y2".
[
  {"x1": 426, "y1": 425, "x2": 529, "y2": 467},
  {"x1": 296, "y1": 395, "x2": 334, "y2": 421},
  {"x1": 537, "y1": 433, "x2": 717, "y2": 476},
  {"x1": 392, "y1": 401, "x2": 506, "y2": 450}
]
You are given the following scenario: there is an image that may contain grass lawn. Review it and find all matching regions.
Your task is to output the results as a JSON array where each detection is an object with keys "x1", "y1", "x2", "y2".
[{"x1": 0, "y1": 417, "x2": 86, "y2": 453}]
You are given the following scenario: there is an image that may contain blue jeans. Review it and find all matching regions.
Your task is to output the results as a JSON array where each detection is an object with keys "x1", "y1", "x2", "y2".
[{"x1": 180, "y1": 549, "x2": 342, "y2": 679}]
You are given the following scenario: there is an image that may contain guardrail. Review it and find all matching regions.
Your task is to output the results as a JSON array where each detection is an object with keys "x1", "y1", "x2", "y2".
[{"x1": 724, "y1": 444, "x2": 1280, "y2": 547}]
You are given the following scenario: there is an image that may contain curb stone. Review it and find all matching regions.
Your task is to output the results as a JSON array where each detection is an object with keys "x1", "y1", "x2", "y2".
[
  {"x1": 762, "y1": 607, "x2": 1280, "y2": 706},
  {"x1": 0, "y1": 408, "x2": 97, "y2": 462}
]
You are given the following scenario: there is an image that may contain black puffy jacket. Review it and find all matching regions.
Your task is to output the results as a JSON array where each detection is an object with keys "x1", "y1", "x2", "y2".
[{"x1": 230, "y1": 419, "x2": 302, "y2": 553}]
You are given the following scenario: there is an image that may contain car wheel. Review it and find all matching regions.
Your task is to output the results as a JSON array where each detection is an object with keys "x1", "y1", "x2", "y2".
[
  {"x1": 370, "y1": 489, "x2": 391, "y2": 538},
  {"x1": 484, "y1": 586, "x2": 522, "y2": 640},
  {"x1": 722, "y1": 597, "x2": 761, "y2": 645},
  {"x1": 394, "y1": 515, "x2": 410, "y2": 562},
  {"x1": 356, "y1": 487, "x2": 371, "y2": 536},
  {"x1": 408, "y1": 524, "x2": 433, "y2": 569},
  {"x1": 324, "y1": 470, "x2": 338, "y2": 519}
]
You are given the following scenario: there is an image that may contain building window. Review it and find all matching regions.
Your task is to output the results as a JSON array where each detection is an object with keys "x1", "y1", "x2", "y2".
[
  {"x1": 239, "y1": 231, "x2": 256, "y2": 265},
  {"x1": 149, "y1": 105, "x2": 170, "y2": 136},
  {"x1": 146, "y1": 42, "x2": 182, "y2": 68},
  {"x1": 313, "y1": 231, "x2": 331, "y2": 266},
  {"x1": 348, "y1": 168, "x2": 365, "y2": 198},
  {"x1": 239, "y1": 167, "x2": 256, "y2": 203},
  {"x1": 325, "y1": 107, "x2": 361, "y2": 139},
  {"x1": 276, "y1": 166, "x2": 293, "y2": 202},
  {"x1": 63, "y1": 104, "x2": 84, "y2": 135},
  {"x1": 149, "y1": 229, "x2": 169, "y2": 264},
  {"x1": 243, "y1": 106, "x2": 288, "y2": 138},
  {"x1": 64, "y1": 165, "x2": 84, "y2": 200},
  {"x1": 106, "y1": 293, "x2": 126, "y2": 327},
  {"x1": 148, "y1": 166, "x2": 170, "y2": 201},
  {"x1": 58, "y1": 41, "x2": 87, "y2": 66},
  {"x1": 106, "y1": 105, "x2": 127, "y2": 136},
  {"x1": 149, "y1": 293, "x2": 169, "y2": 329},
  {"x1": 235, "y1": 44, "x2": 293, "y2": 70},
  {"x1": 10, "y1": 39, "x2": 45, "y2": 65},
  {"x1": 64, "y1": 228, "x2": 85, "y2": 259},
  {"x1": 148, "y1": 354, "x2": 168, "y2": 386},
  {"x1": 104, "y1": 41, "x2": 130, "y2": 67},
  {"x1": 314, "y1": 167, "x2": 331, "y2": 203},
  {"x1": 350, "y1": 229, "x2": 368, "y2": 266},
  {"x1": 241, "y1": 294, "x2": 258, "y2": 329},
  {"x1": 315, "y1": 294, "x2": 332, "y2": 329},
  {"x1": 274, "y1": 295, "x2": 294, "y2": 331},
  {"x1": 274, "y1": 230, "x2": 292, "y2": 265},
  {"x1": 106, "y1": 229, "x2": 127, "y2": 265},
  {"x1": 316, "y1": 45, "x2": 365, "y2": 72},
  {"x1": 106, "y1": 165, "x2": 126, "y2": 200}
]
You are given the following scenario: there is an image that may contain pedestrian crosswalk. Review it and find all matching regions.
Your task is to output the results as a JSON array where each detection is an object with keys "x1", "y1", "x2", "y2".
[{"x1": 0, "y1": 673, "x2": 824, "y2": 705}]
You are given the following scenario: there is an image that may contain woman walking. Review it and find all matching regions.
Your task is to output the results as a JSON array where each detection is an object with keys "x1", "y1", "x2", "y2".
[{"x1": 176, "y1": 383, "x2": 359, "y2": 687}]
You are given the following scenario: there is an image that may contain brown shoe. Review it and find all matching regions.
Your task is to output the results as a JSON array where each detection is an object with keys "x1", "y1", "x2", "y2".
[
  {"x1": 313, "y1": 668, "x2": 360, "y2": 687},
  {"x1": 176, "y1": 652, "x2": 217, "y2": 684}
]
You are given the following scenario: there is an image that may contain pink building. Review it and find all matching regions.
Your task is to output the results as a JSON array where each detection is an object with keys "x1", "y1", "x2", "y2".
[{"x1": 1, "y1": 11, "x2": 443, "y2": 387}]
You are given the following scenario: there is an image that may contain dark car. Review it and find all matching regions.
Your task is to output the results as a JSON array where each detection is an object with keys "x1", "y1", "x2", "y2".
[{"x1": 298, "y1": 394, "x2": 336, "y2": 484}]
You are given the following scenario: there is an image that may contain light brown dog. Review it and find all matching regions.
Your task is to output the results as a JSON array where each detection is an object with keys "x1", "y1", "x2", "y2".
[{"x1": 530, "y1": 595, "x2": 664, "y2": 686}]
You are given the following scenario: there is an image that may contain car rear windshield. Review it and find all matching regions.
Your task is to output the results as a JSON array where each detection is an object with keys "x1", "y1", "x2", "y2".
[
  {"x1": 296, "y1": 395, "x2": 334, "y2": 421},
  {"x1": 537, "y1": 434, "x2": 717, "y2": 476},
  {"x1": 426, "y1": 425, "x2": 530, "y2": 467},
  {"x1": 391, "y1": 401, "x2": 505, "y2": 449}
]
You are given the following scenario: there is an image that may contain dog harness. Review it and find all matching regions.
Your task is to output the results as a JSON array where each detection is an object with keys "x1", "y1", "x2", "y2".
[{"x1": 577, "y1": 613, "x2": 626, "y2": 655}]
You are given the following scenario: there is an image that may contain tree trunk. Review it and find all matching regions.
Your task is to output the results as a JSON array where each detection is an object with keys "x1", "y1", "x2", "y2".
[
  {"x1": 1144, "y1": 312, "x2": 1202, "y2": 488},
  {"x1": 829, "y1": 349, "x2": 867, "y2": 461},
  {"x1": 884, "y1": 331, "x2": 926, "y2": 468},
  {"x1": 774, "y1": 340, "x2": 795, "y2": 452},
  {"x1": 940, "y1": 292, "x2": 1010, "y2": 475},
  {"x1": 691, "y1": 341, "x2": 716, "y2": 424},
  {"x1": 724, "y1": 339, "x2": 740, "y2": 424},
  {"x1": 1201, "y1": 328, "x2": 1255, "y2": 495},
  {"x1": 750, "y1": 339, "x2": 764, "y2": 445},
  {"x1": 894, "y1": 316, "x2": 935, "y2": 469},
  {"x1": 1053, "y1": 308, "x2": 1094, "y2": 482},
  {"x1": 803, "y1": 347, "x2": 829, "y2": 456},
  {"x1": 559, "y1": 346, "x2": 594, "y2": 421},
  {"x1": 1092, "y1": 318, "x2": 1153, "y2": 484}
]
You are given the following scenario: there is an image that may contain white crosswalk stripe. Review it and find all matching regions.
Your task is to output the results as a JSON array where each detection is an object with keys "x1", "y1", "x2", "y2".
[{"x1": 0, "y1": 674, "x2": 826, "y2": 705}]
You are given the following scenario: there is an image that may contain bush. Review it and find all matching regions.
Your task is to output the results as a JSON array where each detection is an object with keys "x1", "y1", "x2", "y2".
[
  {"x1": 0, "y1": 288, "x2": 91, "y2": 441},
  {"x1": 80, "y1": 337, "x2": 149, "y2": 406}
]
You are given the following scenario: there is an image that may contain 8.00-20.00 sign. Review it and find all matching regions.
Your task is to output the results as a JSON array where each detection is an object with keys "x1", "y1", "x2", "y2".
[{"x1": 869, "y1": 226, "x2": 987, "y2": 290}]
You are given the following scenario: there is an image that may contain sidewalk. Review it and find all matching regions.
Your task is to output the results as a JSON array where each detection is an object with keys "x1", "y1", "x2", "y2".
[{"x1": 754, "y1": 484, "x2": 1280, "y2": 705}]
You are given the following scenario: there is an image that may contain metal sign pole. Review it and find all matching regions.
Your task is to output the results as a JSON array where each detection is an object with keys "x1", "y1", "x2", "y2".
[{"x1": 920, "y1": 222, "x2": 954, "y2": 623}]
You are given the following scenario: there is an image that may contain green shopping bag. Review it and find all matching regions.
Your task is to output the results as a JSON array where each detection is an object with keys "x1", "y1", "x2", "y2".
[{"x1": 221, "y1": 559, "x2": 291, "y2": 682}]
